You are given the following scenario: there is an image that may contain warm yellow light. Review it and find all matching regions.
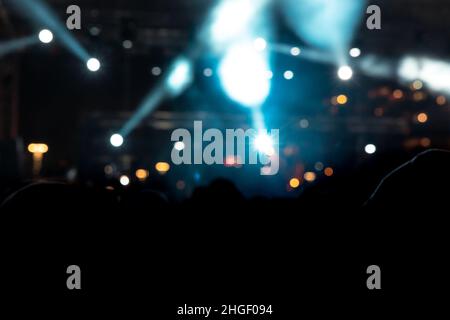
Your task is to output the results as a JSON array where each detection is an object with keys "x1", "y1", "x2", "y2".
[
  {"x1": 393, "y1": 89, "x2": 404, "y2": 99},
  {"x1": 417, "y1": 113, "x2": 428, "y2": 123},
  {"x1": 135, "y1": 169, "x2": 149, "y2": 180},
  {"x1": 336, "y1": 94, "x2": 348, "y2": 105},
  {"x1": 289, "y1": 178, "x2": 301, "y2": 189},
  {"x1": 324, "y1": 167, "x2": 334, "y2": 177},
  {"x1": 304, "y1": 172, "x2": 317, "y2": 182},
  {"x1": 155, "y1": 162, "x2": 170, "y2": 173},
  {"x1": 28, "y1": 143, "x2": 48, "y2": 154},
  {"x1": 436, "y1": 95, "x2": 446, "y2": 106}
]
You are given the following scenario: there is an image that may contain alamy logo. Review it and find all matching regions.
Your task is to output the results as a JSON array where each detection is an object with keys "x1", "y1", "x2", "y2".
[
  {"x1": 66, "y1": 5, "x2": 81, "y2": 30},
  {"x1": 171, "y1": 121, "x2": 279, "y2": 175},
  {"x1": 66, "y1": 265, "x2": 81, "y2": 290},
  {"x1": 366, "y1": 265, "x2": 381, "y2": 290},
  {"x1": 366, "y1": 5, "x2": 381, "y2": 30}
]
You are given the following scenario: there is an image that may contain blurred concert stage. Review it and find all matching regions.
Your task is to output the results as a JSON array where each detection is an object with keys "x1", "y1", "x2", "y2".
[
  {"x1": 2, "y1": 1, "x2": 450, "y2": 317},
  {"x1": 1, "y1": 0, "x2": 450, "y2": 205}
]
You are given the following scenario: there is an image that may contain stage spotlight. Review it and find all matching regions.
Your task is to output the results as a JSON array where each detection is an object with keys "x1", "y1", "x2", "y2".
[
  {"x1": 38, "y1": 29, "x2": 53, "y2": 44},
  {"x1": 174, "y1": 141, "x2": 185, "y2": 151},
  {"x1": 120, "y1": 175, "x2": 130, "y2": 186},
  {"x1": 254, "y1": 132, "x2": 275, "y2": 156},
  {"x1": 10, "y1": 0, "x2": 90, "y2": 61},
  {"x1": 365, "y1": 144, "x2": 377, "y2": 155},
  {"x1": 290, "y1": 47, "x2": 301, "y2": 56},
  {"x1": 167, "y1": 58, "x2": 193, "y2": 96},
  {"x1": 349, "y1": 48, "x2": 361, "y2": 58},
  {"x1": 280, "y1": 0, "x2": 365, "y2": 58},
  {"x1": 219, "y1": 44, "x2": 271, "y2": 108},
  {"x1": 87, "y1": 58, "x2": 101, "y2": 72},
  {"x1": 338, "y1": 65, "x2": 353, "y2": 80},
  {"x1": 210, "y1": 0, "x2": 255, "y2": 45},
  {"x1": 284, "y1": 70, "x2": 294, "y2": 80},
  {"x1": 110, "y1": 134, "x2": 124, "y2": 147},
  {"x1": 254, "y1": 37, "x2": 267, "y2": 51}
]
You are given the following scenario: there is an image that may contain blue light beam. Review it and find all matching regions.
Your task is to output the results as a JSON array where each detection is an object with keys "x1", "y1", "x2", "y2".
[
  {"x1": 0, "y1": 36, "x2": 39, "y2": 58},
  {"x1": 280, "y1": 0, "x2": 366, "y2": 65},
  {"x1": 6, "y1": 0, "x2": 90, "y2": 61}
]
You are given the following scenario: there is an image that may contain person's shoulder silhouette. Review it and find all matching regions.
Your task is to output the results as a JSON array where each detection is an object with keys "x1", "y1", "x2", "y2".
[{"x1": 366, "y1": 149, "x2": 450, "y2": 212}]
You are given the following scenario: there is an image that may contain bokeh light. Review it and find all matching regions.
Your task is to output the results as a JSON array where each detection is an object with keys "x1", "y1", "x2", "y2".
[
  {"x1": 155, "y1": 162, "x2": 171, "y2": 173},
  {"x1": 38, "y1": 29, "x2": 53, "y2": 44},
  {"x1": 289, "y1": 178, "x2": 301, "y2": 188}
]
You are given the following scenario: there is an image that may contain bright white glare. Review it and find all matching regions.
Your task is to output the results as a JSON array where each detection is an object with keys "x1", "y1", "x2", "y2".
[
  {"x1": 265, "y1": 70, "x2": 273, "y2": 79},
  {"x1": 87, "y1": 58, "x2": 101, "y2": 72},
  {"x1": 167, "y1": 58, "x2": 193, "y2": 96},
  {"x1": 398, "y1": 57, "x2": 420, "y2": 80},
  {"x1": 219, "y1": 44, "x2": 271, "y2": 108},
  {"x1": 174, "y1": 141, "x2": 185, "y2": 151},
  {"x1": 365, "y1": 144, "x2": 377, "y2": 155},
  {"x1": 110, "y1": 134, "x2": 124, "y2": 147},
  {"x1": 284, "y1": 70, "x2": 294, "y2": 80},
  {"x1": 338, "y1": 65, "x2": 353, "y2": 80},
  {"x1": 290, "y1": 47, "x2": 301, "y2": 56},
  {"x1": 39, "y1": 29, "x2": 53, "y2": 43},
  {"x1": 399, "y1": 57, "x2": 450, "y2": 93},
  {"x1": 119, "y1": 175, "x2": 130, "y2": 186},
  {"x1": 349, "y1": 48, "x2": 361, "y2": 58},
  {"x1": 211, "y1": 0, "x2": 255, "y2": 45},
  {"x1": 254, "y1": 132, "x2": 275, "y2": 156},
  {"x1": 254, "y1": 37, "x2": 267, "y2": 51}
]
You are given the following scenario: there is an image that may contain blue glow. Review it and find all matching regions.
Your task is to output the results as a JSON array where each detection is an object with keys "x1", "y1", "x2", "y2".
[
  {"x1": 9, "y1": 0, "x2": 90, "y2": 61},
  {"x1": 219, "y1": 44, "x2": 271, "y2": 108},
  {"x1": 209, "y1": 0, "x2": 269, "y2": 50},
  {"x1": 166, "y1": 58, "x2": 193, "y2": 96},
  {"x1": 120, "y1": 58, "x2": 193, "y2": 137},
  {"x1": 110, "y1": 134, "x2": 124, "y2": 147},
  {"x1": 210, "y1": 0, "x2": 254, "y2": 45},
  {"x1": 254, "y1": 131, "x2": 275, "y2": 156},
  {"x1": 120, "y1": 86, "x2": 166, "y2": 137},
  {"x1": 281, "y1": 0, "x2": 365, "y2": 64},
  {"x1": 0, "y1": 36, "x2": 39, "y2": 57}
]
